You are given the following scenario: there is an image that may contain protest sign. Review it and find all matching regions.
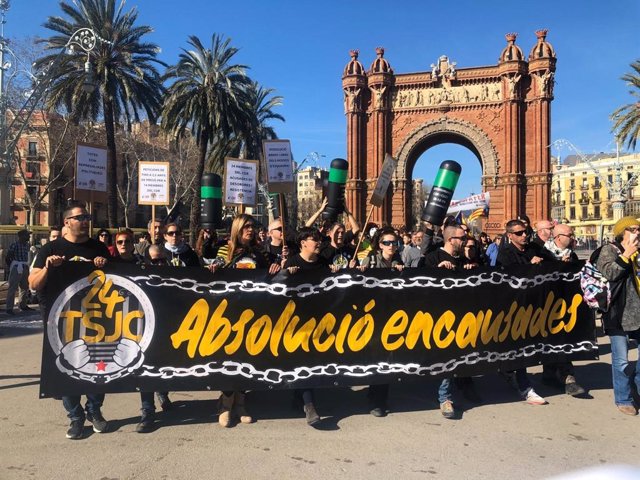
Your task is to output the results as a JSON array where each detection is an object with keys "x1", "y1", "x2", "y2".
[
  {"x1": 138, "y1": 161, "x2": 170, "y2": 205},
  {"x1": 263, "y1": 140, "x2": 294, "y2": 193},
  {"x1": 223, "y1": 158, "x2": 259, "y2": 207}
]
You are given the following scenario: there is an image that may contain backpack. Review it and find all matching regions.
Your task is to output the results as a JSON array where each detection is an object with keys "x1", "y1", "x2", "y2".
[{"x1": 579, "y1": 245, "x2": 620, "y2": 312}]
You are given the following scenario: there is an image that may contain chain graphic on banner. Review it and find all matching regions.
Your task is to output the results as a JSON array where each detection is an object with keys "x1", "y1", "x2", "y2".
[
  {"x1": 130, "y1": 271, "x2": 579, "y2": 298},
  {"x1": 135, "y1": 341, "x2": 597, "y2": 385}
]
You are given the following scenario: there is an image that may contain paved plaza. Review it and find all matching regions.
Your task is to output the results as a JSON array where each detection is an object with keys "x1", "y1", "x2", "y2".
[{"x1": 1, "y1": 311, "x2": 639, "y2": 480}]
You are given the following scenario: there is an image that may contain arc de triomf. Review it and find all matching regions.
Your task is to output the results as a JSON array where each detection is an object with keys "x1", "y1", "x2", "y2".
[{"x1": 342, "y1": 31, "x2": 556, "y2": 233}]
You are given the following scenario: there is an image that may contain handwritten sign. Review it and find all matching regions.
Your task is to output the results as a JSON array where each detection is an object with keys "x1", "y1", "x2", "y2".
[
  {"x1": 263, "y1": 140, "x2": 294, "y2": 193},
  {"x1": 76, "y1": 143, "x2": 107, "y2": 192},
  {"x1": 223, "y1": 158, "x2": 258, "y2": 206},
  {"x1": 370, "y1": 154, "x2": 397, "y2": 207},
  {"x1": 138, "y1": 162, "x2": 170, "y2": 205}
]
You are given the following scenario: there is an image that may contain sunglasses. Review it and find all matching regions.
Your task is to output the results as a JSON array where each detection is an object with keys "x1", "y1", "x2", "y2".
[
  {"x1": 509, "y1": 230, "x2": 527, "y2": 236},
  {"x1": 116, "y1": 239, "x2": 132, "y2": 245},
  {"x1": 626, "y1": 227, "x2": 640, "y2": 234},
  {"x1": 271, "y1": 226, "x2": 283, "y2": 232},
  {"x1": 449, "y1": 236, "x2": 466, "y2": 241},
  {"x1": 66, "y1": 214, "x2": 92, "y2": 222},
  {"x1": 556, "y1": 233, "x2": 575, "y2": 239},
  {"x1": 243, "y1": 223, "x2": 255, "y2": 230},
  {"x1": 380, "y1": 240, "x2": 397, "y2": 246},
  {"x1": 165, "y1": 231, "x2": 181, "y2": 236}
]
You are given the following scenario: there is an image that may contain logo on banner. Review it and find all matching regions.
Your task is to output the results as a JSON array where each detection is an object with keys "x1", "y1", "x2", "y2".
[{"x1": 46, "y1": 270, "x2": 155, "y2": 383}]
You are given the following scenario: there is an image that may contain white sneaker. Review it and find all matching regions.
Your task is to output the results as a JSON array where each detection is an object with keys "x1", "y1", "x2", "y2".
[{"x1": 525, "y1": 389, "x2": 547, "y2": 405}]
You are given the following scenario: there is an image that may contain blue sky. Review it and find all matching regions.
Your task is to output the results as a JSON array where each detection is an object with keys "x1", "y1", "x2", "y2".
[{"x1": 6, "y1": 0, "x2": 639, "y2": 199}]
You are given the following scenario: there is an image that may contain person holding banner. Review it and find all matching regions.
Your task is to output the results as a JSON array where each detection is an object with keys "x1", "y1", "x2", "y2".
[
  {"x1": 359, "y1": 227, "x2": 404, "y2": 417},
  {"x1": 209, "y1": 214, "x2": 281, "y2": 427},
  {"x1": 422, "y1": 225, "x2": 477, "y2": 418},
  {"x1": 28, "y1": 203, "x2": 110, "y2": 440},
  {"x1": 320, "y1": 222, "x2": 357, "y2": 269},
  {"x1": 264, "y1": 218, "x2": 296, "y2": 268},
  {"x1": 495, "y1": 219, "x2": 548, "y2": 406},
  {"x1": 161, "y1": 223, "x2": 200, "y2": 268},
  {"x1": 283, "y1": 227, "x2": 342, "y2": 425}
]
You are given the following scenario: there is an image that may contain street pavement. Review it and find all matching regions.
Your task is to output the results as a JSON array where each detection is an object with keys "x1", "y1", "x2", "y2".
[{"x1": 1, "y1": 310, "x2": 639, "y2": 480}]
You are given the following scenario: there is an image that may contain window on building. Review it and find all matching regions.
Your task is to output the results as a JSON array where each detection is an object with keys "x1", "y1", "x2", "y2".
[
  {"x1": 569, "y1": 207, "x2": 575, "y2": 219},
  {"x1": 608, "y1": 175, "x2": 613, "y2": 184},
  {"x1": 594, "y1": 177, "x2": 601, "y2": 188},
  {"x1": 570, "y1": 179, "x2": 575, "y2": 189},
  {"x1": 593, "y1": 190, "x2": 599, "y2": 201},
  {"x1": 594, "y1": 206, "x2": 600, "y2": 218},
  {"x1": 28, "y1": 141, "x2": 37, "y2": 156},
  {"x1": 570, "y1": 192, "x2": 575, "y2": 203},
  {"x1": 582, "y1": 206, "x2": 588, "y2": 219},
  {"x1": 582, "y1": 178, "x2": 588, "y2": 188}
]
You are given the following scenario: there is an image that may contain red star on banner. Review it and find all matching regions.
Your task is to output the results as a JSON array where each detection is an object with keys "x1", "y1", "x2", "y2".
[{"x1": 96, "y1": 361, "x2": 107, "y2": 372}]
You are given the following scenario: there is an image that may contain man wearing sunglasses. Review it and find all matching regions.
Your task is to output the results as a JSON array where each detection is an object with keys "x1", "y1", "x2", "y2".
[
  {"x1": 264, "y1": 218, "x2": 297, "y2": 267},
  {"x1": 29, "y1": 203, "x2": 110, "y2": 440},
  {"x1": 496, "y1": 219, "x2": 547, "y2": 268},
  {"x1": 495, "y1": 219, "x2": 548, "y2": 406}
]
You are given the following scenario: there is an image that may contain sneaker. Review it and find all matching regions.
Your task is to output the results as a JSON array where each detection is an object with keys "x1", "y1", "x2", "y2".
[
  {"x1": 65, "y1": 419, "x2": 84, "y2": 439},
  {"x1": 440, "y1": 400, "x2": 456, "y2": 419},
  {"x1": 135, "y1": 413, "x2": 156, "y2": 433},
  {"x1": 565, "y1": 381, "x2": 586, "y2": 397},
  {"x1": 86, "y1": 411, "x2": 108, "y2": 433},
  {"x1": 156, "y1": 392, "x2": 172, "y2": 411},
  {"x1": 304, "y1": 402, "x2": 320, "y2": 426},
  {"x1": 525, "y1": 389, "x2": 548, "y2": 405},
  {"x1": 617, "y1": 404, "x2": 637, "y2": 416}
]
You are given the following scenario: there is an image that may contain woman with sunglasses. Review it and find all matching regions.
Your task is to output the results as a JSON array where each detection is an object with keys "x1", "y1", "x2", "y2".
[
  {"x1": 209, "y1": 214, "x2": 280, "y2": 427},
  {"x1": 95, "y1": 229, "x2": 116, "y2": 257},
  {"x1": 161, "y1": 223, "x2": 200, "y2": 267},
  {"x1": 111, "y1": 230, "x2": 160, "y2": 433},
  {"x1": 359, "y1": 227, "x2": 404, "y2": 418}
]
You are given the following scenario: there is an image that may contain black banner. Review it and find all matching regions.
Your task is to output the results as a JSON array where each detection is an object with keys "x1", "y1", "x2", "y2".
[{"x1": 39, "y1": 262, "x2": 597, "y2": 396}]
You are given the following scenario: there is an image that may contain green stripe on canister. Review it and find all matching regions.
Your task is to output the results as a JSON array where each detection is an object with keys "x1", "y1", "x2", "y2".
[
  {"x1": 433, "y1": 167, "x2": 460, "y2": 191},
  {"x1": 201, "y1": 186, "x2": 222, "y2": 199},
  {"x1": 328, "y1": 167, "x2": 348, "y2": 184}
]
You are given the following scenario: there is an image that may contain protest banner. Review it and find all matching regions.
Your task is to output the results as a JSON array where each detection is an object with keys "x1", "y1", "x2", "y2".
[
  {"x1": 138, "y1": 162, "x2": 170, "y2": 206},
  {"x1": 223, "y1": 158, "x2": 259, "y2": 209},
  {"x1": 40, "y1": 262, "x2": 597, "y2": 396},
  {"x1": 263, "y1": 139, "x2": 294, "y2": 193}
]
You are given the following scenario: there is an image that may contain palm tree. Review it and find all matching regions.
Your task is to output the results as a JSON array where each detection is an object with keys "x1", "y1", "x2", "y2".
[
  {"x1": 241, "y1": 81, "x2": 285, "y2": 162},
  {"x1": 36, "y1": 0, "x2": 164, "y2": 226},
  {"x1": 161, "y1": 34, "x2": 251, "y2": 242},
  {"x1": 611, "y1": 60, "x2": 640, "y2": 150}
]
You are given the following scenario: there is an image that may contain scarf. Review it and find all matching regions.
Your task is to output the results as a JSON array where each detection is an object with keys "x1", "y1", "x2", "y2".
[
  {"x1": 164, "y1": 242, "x2": 189, "y2": 255},
  {"x1": 544, "y1": 239, "x2": 572, "y2": 260}
]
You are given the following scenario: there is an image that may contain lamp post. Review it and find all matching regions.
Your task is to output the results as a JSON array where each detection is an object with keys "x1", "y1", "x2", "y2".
[{"x1": 0, "y1": 0, "x2": 102, "y2": 223}]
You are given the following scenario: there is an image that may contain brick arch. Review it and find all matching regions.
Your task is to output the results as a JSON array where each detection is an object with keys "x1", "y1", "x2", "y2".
[{"x1": 394, "y1": 117, "x2": 500, "y2": 182}]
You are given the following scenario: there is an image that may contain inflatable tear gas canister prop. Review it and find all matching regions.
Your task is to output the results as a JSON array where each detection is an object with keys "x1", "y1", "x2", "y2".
[
  {"x1": 322, "y1": 158, "x2": 348, "y2": 222},
  {"x1": 200, "y1": 173, "x2": 222, "y2": 229},
  {"x1": 421, "y1": 160, "x2": 461, "y2": 226}
]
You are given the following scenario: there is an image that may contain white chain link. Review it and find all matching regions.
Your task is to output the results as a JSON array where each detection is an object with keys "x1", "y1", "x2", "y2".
[
  {"x1": 129, "y1": 270, "x2": 579, "y2": 298},
  {"x1": 136, "y1": 340, "x2": 596, "y2": 385}
]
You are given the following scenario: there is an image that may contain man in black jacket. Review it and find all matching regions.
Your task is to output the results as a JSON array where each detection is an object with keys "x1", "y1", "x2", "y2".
[{"x1": 495, "y1": 219, "x2": 548, "y2": 406}]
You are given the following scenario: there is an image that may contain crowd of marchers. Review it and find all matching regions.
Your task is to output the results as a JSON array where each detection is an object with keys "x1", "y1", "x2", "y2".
[{"x1": 13, "y1": 199, "x2": 640, "y2": 439}]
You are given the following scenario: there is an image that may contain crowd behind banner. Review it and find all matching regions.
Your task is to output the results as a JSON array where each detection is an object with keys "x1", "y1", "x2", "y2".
[{"x1": 24, "y1": 199, "x2": 640, "y2": 438}]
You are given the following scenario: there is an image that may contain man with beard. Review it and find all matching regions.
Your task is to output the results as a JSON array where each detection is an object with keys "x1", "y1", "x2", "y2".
[
  {"x1": 29, "y1": 203, "x2": 110, "y2": 439},
  {"x1": 423, "y1": 225, "x2": 477, "y2": 418}
]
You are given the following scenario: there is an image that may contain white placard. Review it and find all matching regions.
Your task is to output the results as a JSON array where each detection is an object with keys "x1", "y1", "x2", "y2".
[
  {"x1": 370, "y1": 154, "x2": 397, "y2": 207},
  {"x1": 138, "y1": 161, "x2": 170, "y2": 205},
  {"x1": 223, "y1": 158, "x2": 259, "y2": 206},
  {"x1": 263, "y1": 139, "x2": 294, "y2": 193},
  {"x1": 76, "y1": 143, "x2": 107, "y2": 192}
]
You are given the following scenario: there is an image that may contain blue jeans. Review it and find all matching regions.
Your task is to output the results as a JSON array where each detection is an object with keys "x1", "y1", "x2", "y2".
[
  {"x1": 438, "y1": 378, "x2": 453, "y2": 404},
  {"x1": 62, "y1": 394, "x2": 105, "y2": 421},
  {"x1": 609, "y1": 331, "x2": 640, "y2": 406}
]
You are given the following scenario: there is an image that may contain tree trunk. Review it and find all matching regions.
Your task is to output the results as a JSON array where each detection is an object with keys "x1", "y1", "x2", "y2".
[
  {"x1": 103, "y1": 100, "x2": 119, "y2": 227},
  {"x1": 189, "y1": 133, "x2": 208, "y2": 245}
]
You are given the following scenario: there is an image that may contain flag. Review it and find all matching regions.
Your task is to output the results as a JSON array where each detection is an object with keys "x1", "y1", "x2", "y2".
[{"x1": 467, "y1": 207, "x2": 487, "y2": 223}]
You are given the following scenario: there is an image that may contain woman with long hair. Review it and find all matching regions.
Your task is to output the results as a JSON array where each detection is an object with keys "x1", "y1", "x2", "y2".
[{"x1": 209, "y1": 214, "x2": 280, "y2": 427}]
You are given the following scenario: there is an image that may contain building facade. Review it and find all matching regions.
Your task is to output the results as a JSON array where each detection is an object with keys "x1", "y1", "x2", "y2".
[
  {"x1": 551, "y1": 152, "x2": 640, "y2": 241},
  {"x1": 296, "y1": 166, "x2": 327, "y2": 225}
]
